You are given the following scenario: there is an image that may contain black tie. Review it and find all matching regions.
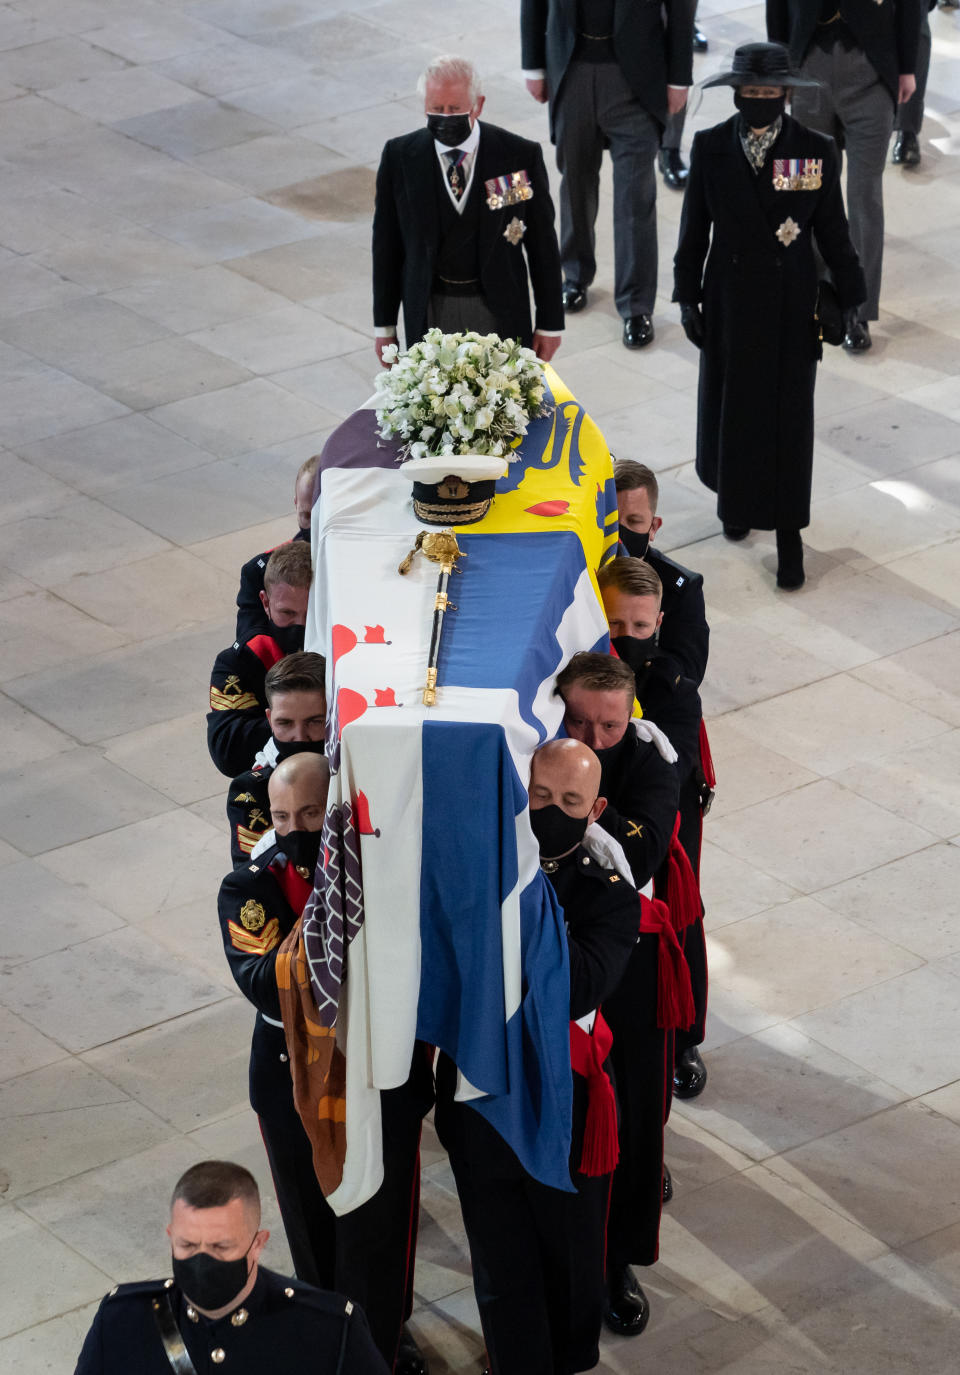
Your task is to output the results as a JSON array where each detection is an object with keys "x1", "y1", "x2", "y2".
[{"x1": 445, "y1": 149, "x2": 467, "y2": 200}]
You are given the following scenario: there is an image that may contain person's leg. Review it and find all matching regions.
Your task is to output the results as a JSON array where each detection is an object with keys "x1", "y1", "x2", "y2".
[
  {"x1": 659, "y1": 100, "x2": 689, "y2": 189},
  {"x1": 530, "y1": 1171, "x2": 609, "y2": 1374},
  {"x1": 834, "y1": 46, "x2": 896, "y2": 321},
  {"x1": 335, "y1": 1071, "x2": 429, "y2": 1367},
  {"x1": 789, "y1": 44, "x2": 841, "y2": 145},
  {"x1": 598, "y1": 67, "x2": 661, "y2": 322},
  {"x1": 451, "y1": 1151, "x2": 555, "y2": 1375},
  {"x1": 258, "y1": 1106, "x2": 337, "y2": 1290},
  {"x1": 895, "y1": 9, "x2": 930, "y2": 138},
  {"x1": 554, "y1": 62, "x2": 604, "y2": 293}
]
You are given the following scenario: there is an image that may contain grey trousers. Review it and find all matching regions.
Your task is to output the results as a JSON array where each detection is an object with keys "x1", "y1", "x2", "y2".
[
  {"x1": 553, "y1": 58, "x2": 660, "y2": 318},
  {"x1": 791, "y1": 42, "x2": 895, "y2": 320},
  {"x1": 662, "y1": 101, "x2": 686, "y2": 153},
  {"x1": 895, "y1": 9, "x2": 931, "y2": 136},
  {"x1": 427, "y1": 291, "x2": 500, "y2": 336}
]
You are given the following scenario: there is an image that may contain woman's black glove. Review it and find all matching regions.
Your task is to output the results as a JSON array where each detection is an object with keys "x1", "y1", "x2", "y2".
[{"x1": 679, "y1": 303, "x2": 705, "y2": 349}]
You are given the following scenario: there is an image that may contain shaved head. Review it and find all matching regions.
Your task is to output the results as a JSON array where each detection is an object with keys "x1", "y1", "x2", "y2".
[
  {"x1": 534, "y1": 739, "x2": 601, "y2": 797},
  {"x1": 269, "y1": 752, "x2": 330, "y2": 835},
  {"x1": 529, "y1": 738, "x2": 606, "y2": 820}
]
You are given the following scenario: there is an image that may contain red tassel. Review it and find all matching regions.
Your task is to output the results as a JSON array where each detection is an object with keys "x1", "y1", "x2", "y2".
[
  {"x1": 640, "y1": 896, "x2": 695, "y2": 1031},
  {"x1": 699, "y1": 718, "x2": 716, "y2": 790},
  {"x1": 570, "y1": 1015, "x2": 619, "y2": 1178},
  {"x1": 661, "y1": 814, "x2": 702, "y2": 935}
]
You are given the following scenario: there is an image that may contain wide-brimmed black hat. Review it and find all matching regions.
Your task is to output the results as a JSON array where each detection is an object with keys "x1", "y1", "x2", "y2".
[{"x1": 702, "y1": 41, "x2": 820, "y2": 90}]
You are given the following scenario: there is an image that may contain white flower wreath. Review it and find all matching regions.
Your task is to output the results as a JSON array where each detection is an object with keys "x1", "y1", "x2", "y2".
[{"x1": 374, "y1": 328, "x2": 550, "y2": 462}]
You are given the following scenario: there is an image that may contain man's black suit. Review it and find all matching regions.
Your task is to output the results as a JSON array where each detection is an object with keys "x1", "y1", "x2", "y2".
[
  {"x1": 520, "y1": 0, "x2": 695, "y2": 321},
  {"x1": 372, "y1": 121, "x2": 562, "y2": 349},
  {"x1": 521, "y1": 0, "x2": 696, "y2": 129},
  {"x1": 767, "y1": 0, "x2": 921, "y2": 103},
  {"x1": 766, "y1": 0, "x2": 921, "y2": 320}
]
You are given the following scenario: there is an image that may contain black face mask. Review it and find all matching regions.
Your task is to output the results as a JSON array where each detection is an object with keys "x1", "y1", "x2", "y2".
[
  {"x1": 268, "y1": 619, "x2": 305, "y2": 654},
  {"x1": 278, "y1": 827, "x2": 323, "y2": 875},
  {"x1": 619, "y1": 526, "x2": 650, "y2": 558},
  {"x1": 592, "y1": 735, "x2": 628, "y2": 767},
  {"x1": 273, "y1": 739, "x2": 326, "y2": 764},
  {"x1": 529, "y1": 804, "x2": 590, "y2": 860},
  {"x1": 612, "y1": 633, "x2": 659, "y2": 676},
  {"x1": 734, "y1": 93, "x2": 786, "y2": 129},
  {"x1": 172, "y1": 1242, "x2": 252, "y2": 1312},
  {"x1": 427, "y1": 112, "x2": 472, "y2": 147}
]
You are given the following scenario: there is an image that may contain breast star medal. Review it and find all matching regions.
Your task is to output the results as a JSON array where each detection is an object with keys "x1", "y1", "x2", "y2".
[
  {"x1": 240, "y1": 899, "x2": 266, "y2": 931},
  {"x1": 776, "y1": 217, "x2": 801, "y2": 247},
  {"x1": 503, "y1": 216, "x2": 526, "y2": 245}
]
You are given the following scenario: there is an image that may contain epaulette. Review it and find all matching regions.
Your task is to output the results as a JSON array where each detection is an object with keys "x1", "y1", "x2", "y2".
[
  {"x1": 647, "y1": 547, "x2": 702, "y2": 592},
  {"x1": 103, "y1": 1278, "x2": 173, "y2": 1303},
  {"x1": 576, "y1": 851, "x2": 624, "y2": 885},
  {"x1": 263, "y1": 1271, "x2": 357, "y2": 1316}
]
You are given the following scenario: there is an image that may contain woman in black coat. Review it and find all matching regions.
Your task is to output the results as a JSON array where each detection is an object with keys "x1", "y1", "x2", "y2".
[{"x1": 673, "y1": 42, "x2": 866, "y2": 589}]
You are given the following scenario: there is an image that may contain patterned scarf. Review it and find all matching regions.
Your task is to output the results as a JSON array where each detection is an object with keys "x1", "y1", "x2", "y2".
[{"x1": 740, "y1": 115, "x2": 782, "y2": 174}]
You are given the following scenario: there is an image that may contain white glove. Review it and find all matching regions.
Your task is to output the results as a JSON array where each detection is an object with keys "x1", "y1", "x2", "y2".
[{"x1": 632, "y1": 717, "x2": 678, "y2": 764}]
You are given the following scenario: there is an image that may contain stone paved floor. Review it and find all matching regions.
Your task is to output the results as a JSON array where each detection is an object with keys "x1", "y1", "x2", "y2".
[{"x1": 2, "y1": 0, "x2": 960, "y2": 1370}]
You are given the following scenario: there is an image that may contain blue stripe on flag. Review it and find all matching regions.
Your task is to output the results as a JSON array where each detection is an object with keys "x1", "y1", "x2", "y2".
[
  {"x1": 438, "y1": 530, "x2": 588, "y2": 744},
  {"x1": 418, "y1": 721, "x2": 574, "y2": 1193}
]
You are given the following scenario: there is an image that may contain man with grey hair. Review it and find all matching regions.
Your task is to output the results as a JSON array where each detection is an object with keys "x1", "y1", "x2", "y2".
[{"x1": 372, "y1": 54, "x2": 564, "y2": 364}]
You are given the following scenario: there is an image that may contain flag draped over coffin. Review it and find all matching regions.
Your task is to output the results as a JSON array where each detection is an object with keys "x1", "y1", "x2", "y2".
[{"x1": 302, "y1": 366, "x2": 619, "y2": 1215}]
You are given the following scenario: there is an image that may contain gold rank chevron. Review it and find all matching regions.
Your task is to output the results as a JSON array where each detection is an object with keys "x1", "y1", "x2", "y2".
[{"x1": 228, "y1": 917, "x2": 281, "y2": 955}]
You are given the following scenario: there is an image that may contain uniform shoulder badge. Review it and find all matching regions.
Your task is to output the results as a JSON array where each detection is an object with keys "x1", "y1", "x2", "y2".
[
  {"x1": 210, "y1": 674, "x2": 260, "y2": 712},
  {"x1": 240, "y1": 899, "x2": 266, "y2": 931},
  {"x1": 233, "y1": 792, "x2": 255, "y2": 804}
]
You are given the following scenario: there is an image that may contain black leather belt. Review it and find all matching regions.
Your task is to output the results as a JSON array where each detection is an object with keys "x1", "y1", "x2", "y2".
[
  {"x1": 434, "y1": 276, "x2": 481, "y2": 298},
  {"x1": 151, "y1": 1291, "x2": 198, "y2": 1375}
]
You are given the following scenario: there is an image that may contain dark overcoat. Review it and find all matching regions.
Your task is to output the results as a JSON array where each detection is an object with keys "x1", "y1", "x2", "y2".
[
  {"x1": 673, "y1": 113, "x2": 865, "y2": 531},
  {"x1": 372, "y1": 121, "x2": 563, "y2": 349}
]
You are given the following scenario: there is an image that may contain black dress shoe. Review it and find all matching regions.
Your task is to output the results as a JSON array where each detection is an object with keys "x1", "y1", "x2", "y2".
[
  {"x1": 623, "y1": 314, "x2": 654, "y2": 349},
  {"x1": 674, "y1": 1046, "x2": 707, "y2": 1099},
  {"x1": 776, "y1": 528, "x2": 805, "y2": 590},
  {"x1": 891, "y1": 130, "x2": 921, "y2": 167},
  {"x1": 842, "y1": 319, "x2": 871, "y2": 353},
  {"x1": 663, "y1": 1163, "x2": 673, "y2": 1204},
  {"x1": 562, "y1": 283, "x2": 587, "y2": 313},
  {"x1": 604, "y1": 1266, "x2": 651, "y2": 1337},
  {"x1": 722, "y1": 524, "x2": 750, "y2": 541},
  {"x1": 693, "y1": 26, "x2": 709, "y2": 52},
  {"x1": 396, "y1": 1326, "x2": 428, "y2": 1375},
  {"x1": 658, "y1": 147, "x2": 689, "y2": 190}
]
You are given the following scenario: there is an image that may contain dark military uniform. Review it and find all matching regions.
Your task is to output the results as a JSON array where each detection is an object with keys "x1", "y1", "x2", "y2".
[
  {"x1": 628, "y1": 644, "x2": 710, "y2": 1057},
  {"x1": 595, "y1": 721, "x2": 680, "y2": 888},
  {"x1": 207, "y1": 633, "x2": 285, "y2": 779},
  {"x1": 644, "y1": 545, "x2": 709, "y2": 688},
  {"x1": 235, "y1": 528, "x2": 309, "y2": 644},
  {"x1": 227, "y1": 760, "x2": 273, "y2": 868},
  {"x1": 436, "y1": 847, "x2": 640, "y2": 1375},
  {"x1": 218, "y1": 847, "x2": 432, "y2": 1367},
  {"x1": 74, "y1": 1266, "x2": 388, "y2": 1375}
]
